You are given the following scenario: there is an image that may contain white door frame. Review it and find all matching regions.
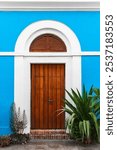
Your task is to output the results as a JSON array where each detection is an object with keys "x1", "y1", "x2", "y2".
[{"x1": 14, "y1": 20, "x2": 81, "y2": 133}]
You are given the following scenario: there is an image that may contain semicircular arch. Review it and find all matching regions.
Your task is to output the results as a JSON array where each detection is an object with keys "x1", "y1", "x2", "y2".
[{"x1": 15, "y1": 20, "x2": 81, "y2": 54}]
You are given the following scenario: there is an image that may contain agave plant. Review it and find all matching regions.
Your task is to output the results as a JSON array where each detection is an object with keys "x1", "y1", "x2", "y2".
[{"x1": 62, "y1": 86, "x2": 100, "y2": 143}]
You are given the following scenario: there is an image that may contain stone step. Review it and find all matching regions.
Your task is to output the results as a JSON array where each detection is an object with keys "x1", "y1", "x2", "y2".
[
  {"x1": 31, "y1": 134, "x2": 70, "y2": 140},
  {"x1": 30, "y1": 129, "x2": 70, "y2": 140},
  {"x1": 31, "y1": 129, "x2": 66, "y2": 135}
]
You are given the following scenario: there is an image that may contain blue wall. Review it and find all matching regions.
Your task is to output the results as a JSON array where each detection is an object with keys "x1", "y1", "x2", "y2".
[
  {"x1": 82, "y1": 56, "x2": 100, "y2": 90},
  {"x1": 0, "y1": 11, "x2": 100, "y2": 135},
  {"x1": 0, "y1": 11, "x2": 100, "y2": 52},
  {"x1": 0, "y1": 57, "x2": 14, "y2": 135}
]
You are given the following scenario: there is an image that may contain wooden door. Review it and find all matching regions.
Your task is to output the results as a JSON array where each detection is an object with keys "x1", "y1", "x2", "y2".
[{"x1": 31, "y1": 64, "x2": 65, "y2": 129}]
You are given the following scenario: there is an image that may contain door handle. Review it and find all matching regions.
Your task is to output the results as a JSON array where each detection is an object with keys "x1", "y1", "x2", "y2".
[{"x1": 48, "y1": 99, "x2": 53, "y2": 102}]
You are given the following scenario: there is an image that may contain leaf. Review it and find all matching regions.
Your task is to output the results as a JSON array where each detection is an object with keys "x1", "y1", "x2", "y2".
[
  {"x1": 89, "y1": 112, "x2": 99, "y2": 141},
  {"x1": 83, "y1": 120, "x2": 87, "y2": 135},
  {"x1": 63, "y1": 108, "x2": 73, "y2": 115},
  {"x1": 89, "y1": 85, "x2": 93, "y2": 95},
  {"x1": 64, "y1": 99, "x2": 78, "y2": 115},
  {"x1": 86, "y1": 120, "x2": 90, "y2": 139},
  {"x1": 79, "y1": 121, "x2": 84, "y2": 141}
]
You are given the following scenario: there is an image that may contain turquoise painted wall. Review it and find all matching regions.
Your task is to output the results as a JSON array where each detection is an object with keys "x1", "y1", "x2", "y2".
[
  {"x1": 0, "y1": 57, "x2": 14, "y2": 135},
  {"x1": 82, "y1": 56, "x2": 100, "y2": 90},
  {"x1": 0, "y1": 11, "x2": 100, "y2": 52},
  {"x1": 0, "y1": 11, "x2": 100, "y2": 135}
]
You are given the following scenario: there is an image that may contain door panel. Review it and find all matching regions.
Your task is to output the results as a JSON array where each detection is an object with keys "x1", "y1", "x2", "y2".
[{"x1": 31, "y1": 64, "x2": 65, "y2": 129}]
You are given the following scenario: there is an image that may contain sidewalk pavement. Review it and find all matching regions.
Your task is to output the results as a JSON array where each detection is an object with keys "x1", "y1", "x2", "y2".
[{"x1": 0, "y1": 140, "x2": 100, "y2": 150}]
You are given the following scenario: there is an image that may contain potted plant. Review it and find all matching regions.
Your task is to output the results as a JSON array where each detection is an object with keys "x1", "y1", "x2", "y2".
[{"x1": 60, "y1": 85, "x2": 100, "y2": 144}]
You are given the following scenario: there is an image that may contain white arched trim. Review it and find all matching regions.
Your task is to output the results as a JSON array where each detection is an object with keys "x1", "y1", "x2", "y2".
[
  {"x1": 14, "y1": 20, "x2": 81, "y2": 133},
  {"x1": 15, "y1": 20, "x2": 81, "y2": 54}
]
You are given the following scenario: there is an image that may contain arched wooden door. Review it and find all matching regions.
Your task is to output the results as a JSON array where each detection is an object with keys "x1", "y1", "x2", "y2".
[{"x1": 31, "y1": 34, "x2": 66, "y2": 129}]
